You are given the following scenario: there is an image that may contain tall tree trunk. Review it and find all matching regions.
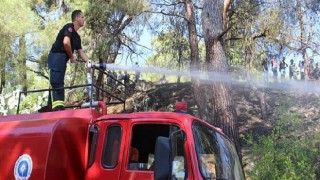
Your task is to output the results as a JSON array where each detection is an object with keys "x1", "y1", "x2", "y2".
[
  {"x1": 185, "y1": 0, "x2": 209, "y2": 121},
  {"x1": 223, "y1": 0, "x2": 232, "y2": 30},
  {"x1": 202, "y1": 0, "x2": 240, "y2": 152},
  {"x1": 19, "y1": 35, "x2": 27, "y2": 95},
  {"x1": 177, "y1": 54, "x2": 181, "y2": 84},
  {"x1": 0, "y1": 48, "x2": 5, "y2": 93},
  {"x1": 297, "y1": 0, "x2": 309, "y2": 79}
]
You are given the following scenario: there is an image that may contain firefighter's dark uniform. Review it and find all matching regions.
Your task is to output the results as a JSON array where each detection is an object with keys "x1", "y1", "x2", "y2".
[{"x1": 47, "y1": 23, "x2": 82, "y2": 111}]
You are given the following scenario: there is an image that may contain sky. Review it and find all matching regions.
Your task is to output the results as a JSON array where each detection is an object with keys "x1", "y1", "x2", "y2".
[{"x1": 115, "y1": 29, "x2": 153, "y2": 67}]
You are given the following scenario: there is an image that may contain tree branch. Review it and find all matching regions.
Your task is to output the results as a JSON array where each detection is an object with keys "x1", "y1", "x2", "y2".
[
  {"x1": 226, "y1": 37, "x2": 243, "y2": 41},
  {"x1": 112, "y1": 16, "x2": 133, "y2": 37},
  {"x1": 143, "y1": 10, "x2": 187, "y2": 21},
  {"x1": 252, "y1": 29, "x2": 267, "y2": 40},
  {"x1": 27, "y1": 67, "x2": 49, "y2": 80},
  {"x1": 268, "y1": 36, "x2": 320, "y2": 56},
  {"x1": 218, "y1": 26, "x2": 232, "y2": 39},
  {"x1": 31, "y1": 7, "x2": 47, "y2": 22},
  {"x1": 226, "y1": 29, "x2": 267, "y2": 41},
  {"x1": 123, "y1": 33, "x2": 152, "y2": 51},
  {"x1": 151, "y1": 1, "x2": 184, "y2": 7}
]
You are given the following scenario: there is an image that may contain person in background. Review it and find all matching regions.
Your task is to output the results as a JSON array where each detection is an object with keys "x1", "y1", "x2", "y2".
[
  {"x1": 106, "y1": 70, "x2": 113, "y2": 87},
  {"x1": 124, "y1": 71, "x2": 130, "y2": 85},
  {"x1": 160, "y1": 75, "x2": 168, "y2": 84},
  {"x1": 299, "y1": 61, "x2": 305, "y2": 80},
  {"x1": 116, "y1": 71, "x2": 130, "y2": 91},
  {"x1": 123, "y1": 71, "x2": 130, "y2": 94},
  {"x1": 292, "y1": 63, "x2": 298, "y2": 80},
  {"x1": 289, "y1": 59, "x2": 295, "y2": 80},
  {"x1": 312, "y1": 62, "x2": 319, "y2": 80},
  {"x1": 116, "y1": 71, "x2": 123, "y2": 89},
  {"x1": 271, "y1": 55, "x2": 278, "y2": 82},
  {"x1": 261, "y1": 58, "x2": 268, "y2": 82},
  {"x1": 134, "y1": 62, "x2": 141, "y2": 82},
  {"x1": 308, "y1": 59, "x2": 314, "y2": 79},
  {"x1": 279, "y1": 57, "x2": 288, "y2": 81},
  {"x1": 112, "y1": 70, "x2": 118, "y2": 89},
  {"x1": 47, "y1": 10, "x2": 90, "y2": 111}
]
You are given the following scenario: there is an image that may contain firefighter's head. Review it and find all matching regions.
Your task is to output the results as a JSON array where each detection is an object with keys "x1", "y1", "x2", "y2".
[{"x1": 72, "y1": 10, "x2": 85, "y2": 27}]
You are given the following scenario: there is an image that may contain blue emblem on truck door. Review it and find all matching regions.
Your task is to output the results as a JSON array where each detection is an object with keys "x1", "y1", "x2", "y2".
[{"x1": 14, "y1": 154, "x2": 33, "y2": 180}]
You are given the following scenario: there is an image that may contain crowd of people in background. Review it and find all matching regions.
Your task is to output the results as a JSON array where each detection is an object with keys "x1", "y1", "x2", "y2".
[
  {"x1": 261, "y1": 55, "x2": 319, "y2": 82},
  {"x1": 105, "y1": 61, "x2": 171, "y2": 92},
  {"x1": 106, "y1": 62, "x2": 143, "y2": 92}
]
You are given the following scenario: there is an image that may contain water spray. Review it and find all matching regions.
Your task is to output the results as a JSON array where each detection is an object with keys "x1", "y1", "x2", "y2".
[{"x1": 87, "y1": 62, "x2": 320, "y2": 94}]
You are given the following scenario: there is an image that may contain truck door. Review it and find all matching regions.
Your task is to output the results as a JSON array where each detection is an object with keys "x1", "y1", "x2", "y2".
[
  {"x1": 85, "y1": 121, "x2": 128, "y2": 180},
  {"x1": 120, "y1": 123, "x2": 190, "y2": 180}
]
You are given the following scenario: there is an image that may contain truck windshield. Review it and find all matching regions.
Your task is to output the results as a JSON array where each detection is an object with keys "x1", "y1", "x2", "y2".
[{"x1": 192, "y1": 121, "x2": 245, "y2": 180}]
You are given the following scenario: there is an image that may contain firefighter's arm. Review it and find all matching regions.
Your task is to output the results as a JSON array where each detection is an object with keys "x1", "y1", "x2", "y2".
[
  {"x1": 63, "y1": 36, "x2": 77, "y2": 63},
  {"x1": 77, "y1": 49, "x2": 89, "y2": 62},
  {"x1": 78, "y1": 49, "x2": 92, "y2": 70}
]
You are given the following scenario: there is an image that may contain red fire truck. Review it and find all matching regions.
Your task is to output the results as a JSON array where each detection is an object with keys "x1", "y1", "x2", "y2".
[
  {"x1": 0, "y1": 102, "x2": 244, "y2": 180},
  {"x1": 0, "y1": 63, "x2": 245, "y2": 179}
]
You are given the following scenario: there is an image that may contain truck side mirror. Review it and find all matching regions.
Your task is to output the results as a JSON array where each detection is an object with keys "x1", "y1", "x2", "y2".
[
  {"x1": 154, "y1": 136, "x2": 172, "y2": 180},
  {"x1": 170, "y1": 130, "x2": 186, "y2": 142}
]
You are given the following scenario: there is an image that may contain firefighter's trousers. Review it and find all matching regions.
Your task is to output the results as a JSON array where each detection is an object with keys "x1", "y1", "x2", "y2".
[
  {"x1": 48, "y1": 69, "x2": 66, "y2": 111},
  {"x1": 47, "y1": 53, "x2": 68, "y2": 111}
]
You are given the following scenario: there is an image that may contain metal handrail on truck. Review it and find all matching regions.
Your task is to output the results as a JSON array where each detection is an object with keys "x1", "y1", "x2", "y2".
[{"x1": 16, "y1": 62, "x2": 127, "y2": 114}]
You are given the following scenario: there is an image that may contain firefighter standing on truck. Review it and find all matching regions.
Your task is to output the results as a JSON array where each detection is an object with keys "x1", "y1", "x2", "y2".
[{"x1": 47, "y1": 10, "x2": 90, "y2": 111}]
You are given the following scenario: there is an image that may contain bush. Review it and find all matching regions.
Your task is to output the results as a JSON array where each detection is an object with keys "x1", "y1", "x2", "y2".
[{"x1": 247, "y1": 111, "x2": 320, "y2": 179}]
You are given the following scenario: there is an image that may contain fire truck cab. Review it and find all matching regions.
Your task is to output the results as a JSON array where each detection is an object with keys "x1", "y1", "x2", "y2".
[{"x1": 0, "y1": 102, "x2": 244, "y2": 180}]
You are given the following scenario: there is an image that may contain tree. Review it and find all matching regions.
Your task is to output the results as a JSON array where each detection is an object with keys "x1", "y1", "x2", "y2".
[
  {"x1": 183, "y1": 0, "x2": 210, "y2": 121},
  {"x1": 85, "y1": 0, "x2": 150, "y2": 98},
  {"x1": 0, "y1": 0, "x2": 38, "y2": 93},
  {"x1": 18, "y1": 35, "x2": 28, "y2": 95},
  {"x1": 85, "y1": 0, "x2": 150, "y2": 63},
  {"x1": 201, "y1": 0, "x2": 241, "y2": 152},
  {"x1": 226, "y1": 0, "x2": 272, "y2": 119},
  {"x1": 146, "y1": 30, "x2": 190, "y2": 83}
]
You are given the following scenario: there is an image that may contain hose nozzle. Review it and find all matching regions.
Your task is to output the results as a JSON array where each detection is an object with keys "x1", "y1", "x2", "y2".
[{"x1": 93, "y1": 63, "x2": 107, "y2": 70}]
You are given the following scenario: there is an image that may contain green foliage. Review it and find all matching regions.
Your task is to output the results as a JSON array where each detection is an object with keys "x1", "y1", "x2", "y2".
[
  {"x1": 0, "y1": 0, "x2": 41, "y2": 94},
  {"x1": 0, "y1": 0, "x2": 37, "y2": 36},
  {"x1": 227, "y1": 0, "x2": 283, "y2": 68},
  {"x1": 148, "y1": 31, "x2": 189, "y2": 66},
  {"x1": 247, "y1": 110, "x2": 320, "y2": 179},
  {"x1": 19, "y1": 93, "x2": 46, "y2": 114},
  {"x1": 108, "y1": 0, "x2": 149, "y2": 16},
  {"x1": 85, "y1": 0, "x2": 150, "y2": 63},
  {"x1": 144, "y1": 30, "x2": 191, "y2": 82}
]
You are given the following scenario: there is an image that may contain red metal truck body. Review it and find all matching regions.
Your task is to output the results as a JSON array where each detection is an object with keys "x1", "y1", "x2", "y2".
[
  {"x1": 0, "y1": 107, "x2": 244, "y2": 180},
  {"x1": 0, "y1": 109, "x2": 100, "y2": 180}
]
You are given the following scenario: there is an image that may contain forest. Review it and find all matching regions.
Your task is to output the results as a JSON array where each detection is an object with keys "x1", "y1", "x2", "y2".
[{"x1": 0, "y1": 0, "x2": 320, "y2": 179}]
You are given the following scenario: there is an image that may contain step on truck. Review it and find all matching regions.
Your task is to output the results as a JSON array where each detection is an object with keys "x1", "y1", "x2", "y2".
[{"x1": 0, "y1": 62, "x2": 245, "y2": 180}]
